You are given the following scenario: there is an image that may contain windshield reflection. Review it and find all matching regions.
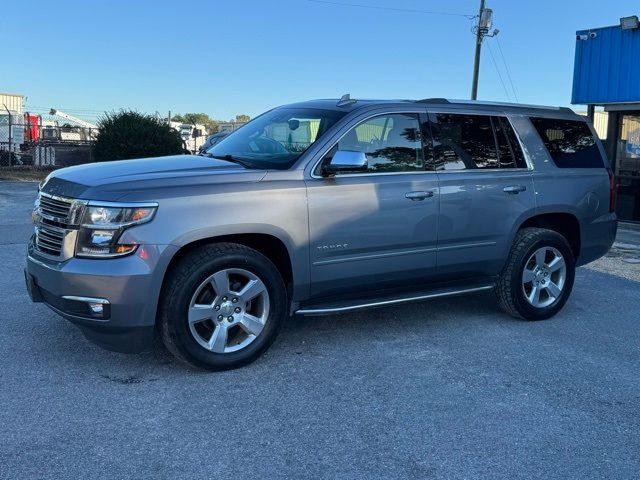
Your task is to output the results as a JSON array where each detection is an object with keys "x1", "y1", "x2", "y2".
[{"x1": 207, "y1": 107, "x2": 346, "y2": 170}]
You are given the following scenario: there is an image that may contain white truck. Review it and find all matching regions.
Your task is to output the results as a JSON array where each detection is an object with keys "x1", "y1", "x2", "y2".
[
  {"x1": 170, "y1": 121, "x2": 208, "y2": 153},
  {"x1": 43, "y1": 109, "x2": 98, "y2": 143}
]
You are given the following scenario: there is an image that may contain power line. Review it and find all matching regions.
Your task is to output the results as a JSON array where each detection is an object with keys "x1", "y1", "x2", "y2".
[
  {"x1": 26, "y1": 106, "x2": 105, "y2": 114},
  {"x1": 306, "y1": 0, "x2": 475, "y2": 18},
  {"x1": 486, "y1": 41, "x2": 511, "y2": 101},
  {"x1": 495, "y1": 36, "x2": 518, "y2": 102}
]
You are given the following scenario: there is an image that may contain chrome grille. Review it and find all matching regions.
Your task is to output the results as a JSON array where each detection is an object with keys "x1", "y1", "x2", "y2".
[
  {"x1": 39, "y1": 194, "x2": 72, "y2": 223},
  {"x1": 33, "y1": 192, "x2": 76, "y2": 258},
  {"x1": 35, "y1": 224, "x2": 66, "y2": 256}
]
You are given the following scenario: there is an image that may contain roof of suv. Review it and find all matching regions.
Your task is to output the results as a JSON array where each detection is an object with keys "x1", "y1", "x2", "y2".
[{"x1": 282, "y1": 98, "x2": 580, "y2": 118}]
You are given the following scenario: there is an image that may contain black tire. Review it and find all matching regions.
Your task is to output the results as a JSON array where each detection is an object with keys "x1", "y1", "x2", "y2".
[
  {"x1": 159, "y1": 242, "x2": 288, "y2": 371},
  {"x1": 496, "y1": 227, "x2": 575, "y2": 320}
]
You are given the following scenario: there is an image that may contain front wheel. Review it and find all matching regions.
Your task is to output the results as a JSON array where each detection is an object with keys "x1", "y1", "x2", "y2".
[
  {"x1": 496, "y1": 227, "x2": 575, "y2": 320},
  {"x1": 159, "y1": 243, "x2": 288, "y2": 370}
]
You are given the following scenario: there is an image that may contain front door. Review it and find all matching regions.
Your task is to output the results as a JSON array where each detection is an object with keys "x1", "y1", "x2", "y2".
[{"x1": 305, "y1": 112, "x2": 439, "y2": 299}]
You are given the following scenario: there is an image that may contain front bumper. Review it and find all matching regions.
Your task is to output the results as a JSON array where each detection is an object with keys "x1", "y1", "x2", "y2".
[{"x1": 25, "y1": 239, "x2": 178, "y2": 353}]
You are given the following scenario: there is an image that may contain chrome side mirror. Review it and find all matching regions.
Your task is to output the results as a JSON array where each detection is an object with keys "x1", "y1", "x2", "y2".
[{"x1": 323, "y1": 150, "x2": 367, "y2": 175}]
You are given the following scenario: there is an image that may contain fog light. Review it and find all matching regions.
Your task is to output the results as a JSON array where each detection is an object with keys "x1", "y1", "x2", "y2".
[
  {"x1": 62, "y1": 295, "x2": 110, "y2": 319},
  {"x1": 88, "y1": 303, "x2": 104, "y2": 315}
]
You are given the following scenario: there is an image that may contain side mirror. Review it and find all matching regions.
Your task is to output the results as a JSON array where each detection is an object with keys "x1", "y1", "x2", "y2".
[{"x1": 323, "y1": 150, "x2": 367, "y2": 175}]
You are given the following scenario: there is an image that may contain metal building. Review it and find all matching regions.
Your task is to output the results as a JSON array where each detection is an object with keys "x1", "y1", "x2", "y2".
[
  {"x1": 572, "y1": 16, "x2": 640, "y2": 222},
  {"x1": 0, "y1": 93, "x2": 24, "y2": 113},
  {"x1": 575, "y1": 110, "x2": 609, "y2": 139}
]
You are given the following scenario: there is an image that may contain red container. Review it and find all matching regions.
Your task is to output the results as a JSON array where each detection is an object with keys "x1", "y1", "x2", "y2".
[{"x1": 23, "y1": 113, "x2": 41, "y2": 141}]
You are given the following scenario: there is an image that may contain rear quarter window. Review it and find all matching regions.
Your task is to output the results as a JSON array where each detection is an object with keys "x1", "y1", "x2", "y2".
[{"x1": 529, "y1": 117, "x2": 604, "y2": 168}]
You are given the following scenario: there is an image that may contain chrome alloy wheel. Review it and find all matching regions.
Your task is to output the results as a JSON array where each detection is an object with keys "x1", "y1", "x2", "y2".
[
  {"x1": 188, "y1": 268, "x2": 270, "y2": 353},
  {"x1": 521, "y1": 246, "x2": 567, "y2": 308}
]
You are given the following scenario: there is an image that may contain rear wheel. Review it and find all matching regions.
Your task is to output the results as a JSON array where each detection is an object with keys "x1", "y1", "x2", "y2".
[
  {"x1": 496, "y1": 227, "x2": 575, "y2": 320},
  {"x1": 159, "y1": 243, "x2": 287, "y2": 370}
]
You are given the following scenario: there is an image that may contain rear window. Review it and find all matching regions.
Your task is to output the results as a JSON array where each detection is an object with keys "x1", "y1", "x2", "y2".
[{"x1": 529, "y1": 117, "x2": 603, "y2": 168}]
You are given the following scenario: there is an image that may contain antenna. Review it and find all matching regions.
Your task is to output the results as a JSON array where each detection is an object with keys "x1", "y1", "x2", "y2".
[{"x1": 337, "y1": 93, "x2": 357, "y2": 107}]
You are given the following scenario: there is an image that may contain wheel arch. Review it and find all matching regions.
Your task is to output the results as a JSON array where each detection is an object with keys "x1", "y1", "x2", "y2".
[
  {"x1": 163, "y1": 231, "x2": 297, "y2": 299},
  {"x1": 516, "y1": 212, "x2": 581, "y2": 260}
]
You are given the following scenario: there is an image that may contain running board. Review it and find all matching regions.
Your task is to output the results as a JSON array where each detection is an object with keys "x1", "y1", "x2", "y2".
[{"x1": 295, "y1": 284, "x2": 494, "y2": 316}]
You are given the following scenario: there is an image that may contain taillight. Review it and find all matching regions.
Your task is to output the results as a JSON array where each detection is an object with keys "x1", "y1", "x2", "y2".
[{"x1": 606, "y1": 167, "x2": 616, "y2": 213}]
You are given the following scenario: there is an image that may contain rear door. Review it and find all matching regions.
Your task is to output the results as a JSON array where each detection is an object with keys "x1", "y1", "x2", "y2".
[
  {"x1": 426, "y1": 109, "x2": 536, "y2": 278},
  {"x1": 305, "y1": 110, "x2": 440, "y2": 299}
]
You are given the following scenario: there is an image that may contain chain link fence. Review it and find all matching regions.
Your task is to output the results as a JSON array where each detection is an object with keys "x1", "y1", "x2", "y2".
[
  {"x1": 0, "y1": 120, "x2": 97, "y2": 168},
  {"x1": 0, "y1": 109, "x2": 219, "y2": 168}
]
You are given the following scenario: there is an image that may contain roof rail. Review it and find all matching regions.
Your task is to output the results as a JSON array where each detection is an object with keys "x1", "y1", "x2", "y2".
[
  {"x1": 416, "y1": 98, "x2": 451, "y2": 104},
  {"x1": 416, "y1": 98, "x2": 573, "y2": 112}
]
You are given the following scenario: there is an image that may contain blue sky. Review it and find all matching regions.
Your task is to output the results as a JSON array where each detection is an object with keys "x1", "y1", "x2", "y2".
[{"x1": 2, "y1": 0, "x2": 638, "y2": 121}]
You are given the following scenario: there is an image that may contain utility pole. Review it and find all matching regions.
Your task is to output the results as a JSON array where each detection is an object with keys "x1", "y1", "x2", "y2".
[
  {"x1": 470, "y1": 0, "x2": 485, "y2": 100},
  {"x1": 471, "y1": 1, "x2": 497, "y2": 100}
]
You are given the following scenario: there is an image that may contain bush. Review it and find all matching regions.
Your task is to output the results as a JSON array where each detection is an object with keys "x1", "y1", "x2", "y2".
[{"x1": 94, "y1": 110, "x2": 186, "y2": 161}]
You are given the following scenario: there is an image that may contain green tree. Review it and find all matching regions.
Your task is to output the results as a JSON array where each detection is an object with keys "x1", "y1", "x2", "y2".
[
  {"x1": 184, "y1": 113, "x2": 218, "y2": 134},
  {"x1": 94, "y1": 110, "x2": 185, "y2": 161},
  {"x1": 172, "y1": 113, "x2": 218, "y2": 134}
]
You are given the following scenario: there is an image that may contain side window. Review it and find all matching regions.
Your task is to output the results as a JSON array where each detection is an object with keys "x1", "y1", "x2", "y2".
[
  {"x1": 431, "y1": 114, "x2": 499, "y2": 170},
  {"x1": 336, "y1": 113, "x2": 424, "y2": 173},
  {"x1": 493, "y1": 116, "x2": 527, "y2": 168},
  {"x1": 529, "y1": 117, "x2": 603, "y2": 168}
]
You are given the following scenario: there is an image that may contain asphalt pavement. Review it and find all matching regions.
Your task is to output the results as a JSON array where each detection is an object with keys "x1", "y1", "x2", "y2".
[{"x1": 1, "y1": 181, "x2": 639, "y2": 480}]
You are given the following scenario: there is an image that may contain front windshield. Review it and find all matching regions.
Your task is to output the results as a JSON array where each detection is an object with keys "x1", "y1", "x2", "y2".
[{"x1": 207, "y1": 107, "x2": 346, "y2": 169}]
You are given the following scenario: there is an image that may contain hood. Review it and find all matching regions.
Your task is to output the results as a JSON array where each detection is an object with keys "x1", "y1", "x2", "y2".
[{"x1": 41, "y1": 155, "x2": 267, "y2": 201}]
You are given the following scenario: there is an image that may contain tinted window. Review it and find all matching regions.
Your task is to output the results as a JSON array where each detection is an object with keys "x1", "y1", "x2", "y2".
[
  {"x1": 335, "y1": 113, "x2": 424, "y2": 173},
  {"x1": 494, "y1": 116, "x2": 527, "y2": 168},
  {"x1": 431, "y1": 114, "x2": 499, "y2": 170},
  {"x1": 529, "y1": 117, "x2": 603, "y2": 168}
]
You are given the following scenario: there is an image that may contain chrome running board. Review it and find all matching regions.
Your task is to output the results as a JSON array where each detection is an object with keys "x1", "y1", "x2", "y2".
[{"x1": 295, "y1": 284, "x2": 494, "y2": 316}]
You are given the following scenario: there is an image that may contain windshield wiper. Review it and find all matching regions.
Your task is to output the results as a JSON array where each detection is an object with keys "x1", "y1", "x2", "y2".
[{"x1": 203, "y1": 153, "x2": 252, "y2": 169}]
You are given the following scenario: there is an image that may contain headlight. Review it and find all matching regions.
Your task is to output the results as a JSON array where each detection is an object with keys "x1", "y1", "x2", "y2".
[{"x1": 76, "y1": 203, "x2": 157, "y2": 258}]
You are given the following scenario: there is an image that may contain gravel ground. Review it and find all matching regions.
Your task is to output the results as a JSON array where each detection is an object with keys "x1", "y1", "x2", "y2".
[
  {"x1": 585, "y1": 227, "x2": 640, "y2": 282},
  {"x1": 586, "y1": 251, "x2": 640, "y2": 282},
  {"x1": 1, "y1": 181, "x2": 639, "y2": 480},
  {"x1": 0, "y1": 167, "x2": 53, "y2": 182}
]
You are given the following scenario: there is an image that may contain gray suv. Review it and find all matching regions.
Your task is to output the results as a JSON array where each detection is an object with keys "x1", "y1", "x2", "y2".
[{"x1": 25, "y1": 98, "x2": 617, "y2": 370}]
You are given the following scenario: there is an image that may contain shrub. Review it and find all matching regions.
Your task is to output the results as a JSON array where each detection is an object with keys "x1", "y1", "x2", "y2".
[{"x1": 94, "y1": 110, "x2": 185, "y2": 161}]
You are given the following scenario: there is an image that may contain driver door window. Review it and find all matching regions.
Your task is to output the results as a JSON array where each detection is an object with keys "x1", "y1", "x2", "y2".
[{"x1": 336, "y1": 113, "x2": 425, "y2": 173}]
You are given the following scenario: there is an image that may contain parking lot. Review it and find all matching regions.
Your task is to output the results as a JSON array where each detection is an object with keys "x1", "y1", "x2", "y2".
[{"x1": 1, "y1": 180, "x2": 639, "y2": 479}]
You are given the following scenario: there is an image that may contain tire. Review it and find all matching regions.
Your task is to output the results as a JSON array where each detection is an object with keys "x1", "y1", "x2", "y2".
[
  {"x1": 159, "y1": 242, "x2": 288, "y2": 371},
  {"x1": 496, "y1": 227, "x2": 575, "y2": 320}
]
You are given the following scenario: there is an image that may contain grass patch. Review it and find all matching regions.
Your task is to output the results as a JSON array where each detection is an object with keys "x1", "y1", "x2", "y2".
[{"x1": 0, "y1": 167, "x2": 55, "y2": 182}]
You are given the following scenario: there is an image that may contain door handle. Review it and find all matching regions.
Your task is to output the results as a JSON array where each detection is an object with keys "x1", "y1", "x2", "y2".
[
  {"x1": 503, "y1": 185, "x2": 526, "y2": 194},
  {"x1": 405, "y1": 191, "x2": 434, "y2": 201}
]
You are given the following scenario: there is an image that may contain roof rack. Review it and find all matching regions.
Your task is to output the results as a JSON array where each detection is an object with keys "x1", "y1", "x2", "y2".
[
  {"x1": 416, "y1": 98, "x2": 573, "y2": 112},
  {"x1": 416, "y1": 98, "x2": 450, "y2": 104}
]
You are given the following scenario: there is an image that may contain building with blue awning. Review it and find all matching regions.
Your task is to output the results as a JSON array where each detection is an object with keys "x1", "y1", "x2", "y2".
[{"x1": 573, "y1": 15, "x2": 640, "y2": 222}]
